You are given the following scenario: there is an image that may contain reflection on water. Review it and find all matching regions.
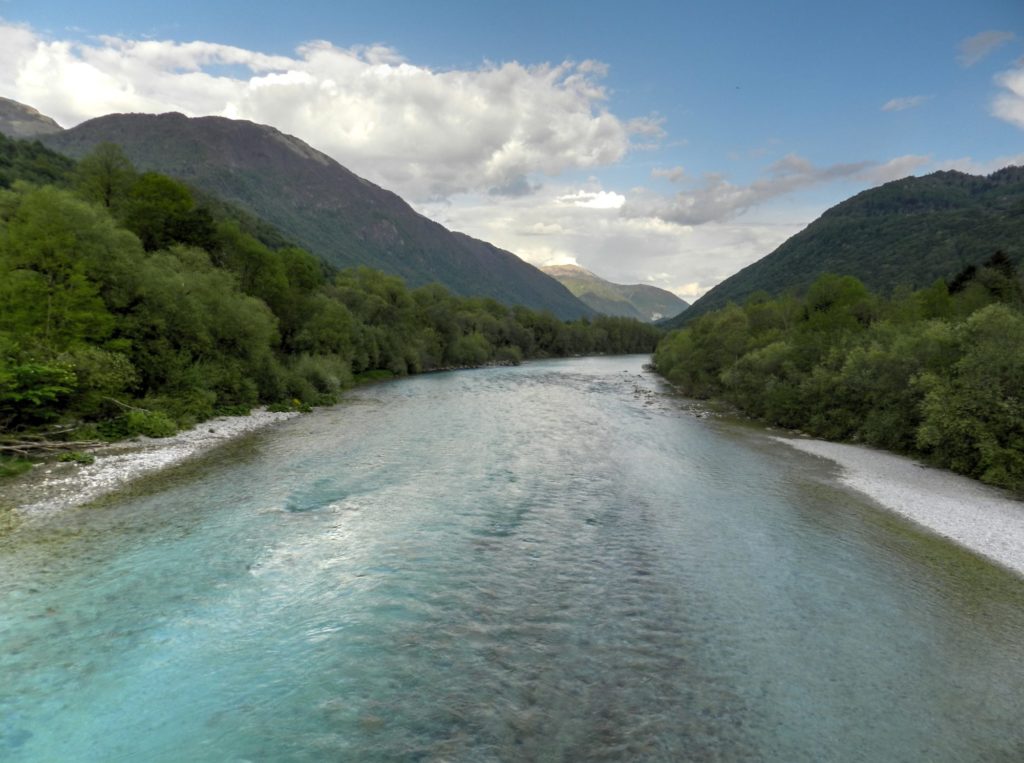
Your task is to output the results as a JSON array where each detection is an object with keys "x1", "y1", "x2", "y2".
[{"x1": 2, "y1": 356, "x2": 1023, "y2": 761}]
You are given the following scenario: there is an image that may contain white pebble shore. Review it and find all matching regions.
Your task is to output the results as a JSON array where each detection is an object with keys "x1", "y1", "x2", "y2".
[
  {"x1": 777, "y1": 437, "x2": 1024, "y2": 578},
  {"x1": 6, "y1": 409, "x2": 299, "y2": 517}
]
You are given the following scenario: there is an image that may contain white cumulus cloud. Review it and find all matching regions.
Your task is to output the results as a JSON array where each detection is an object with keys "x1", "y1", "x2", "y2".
[
  {"x1": 556, "y1": 190, "x2": 626, "y2": 209},
  {"x1": 993, "y1": 62, "x2": 1024, "y2": 130},
  {"x1": 0, "y1": 21, "x2": 636, "y2": 201}
]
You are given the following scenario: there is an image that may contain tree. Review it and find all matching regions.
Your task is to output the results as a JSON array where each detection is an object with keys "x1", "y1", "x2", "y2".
[
  {"x1": 917, "y1": 304, "x2": 1024, "y2": 490},
  {"x1": 74, "y1": 143, "x2": 136, "y2": 211},
  {"x1": 0, "y1": 186, "x2": 119, "y2": 353}
]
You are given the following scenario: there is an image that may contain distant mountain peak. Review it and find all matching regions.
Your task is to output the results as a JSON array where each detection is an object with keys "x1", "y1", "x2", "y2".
[
  {"x1": 0, "y1": 97, "x2": 64, "y2": 139},
  {"x1": 541, "y1": 264, "x2": 688, "y2": 323}
]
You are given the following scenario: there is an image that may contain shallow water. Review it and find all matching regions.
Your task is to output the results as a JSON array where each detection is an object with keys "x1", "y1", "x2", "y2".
[{"x1": 2, "y1": 356, "x2": 1023, "y2": 761}]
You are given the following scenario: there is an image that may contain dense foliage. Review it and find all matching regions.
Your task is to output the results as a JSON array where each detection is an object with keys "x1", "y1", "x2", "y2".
[
  {"x1": 654, "y1": 258, "x2": 1024, "y2": 492},
  {"x1": 0, "y1": 140, "x2": 659, "y2": 444},
  {"x1": 666, "y1": 167, "x2": 1024, "y2": 328},
  {"x1": 0, "y1": 134, "x2": 74, "y2": 189}
]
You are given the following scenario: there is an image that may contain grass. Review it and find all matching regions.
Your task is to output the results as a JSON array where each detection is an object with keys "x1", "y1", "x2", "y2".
[{"x1": 0, "y1": 456, "x2": 33, "y2": 480}]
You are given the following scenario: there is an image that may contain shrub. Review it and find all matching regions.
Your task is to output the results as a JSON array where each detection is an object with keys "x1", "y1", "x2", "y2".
[
  {"x1": 58, "y1": 451, "x2": 95, "y2": 465},
  {"x1": 0, "y1": 456, "x2": 32, "y2": 479},
  {"x1": 125, "y1": 409, "x2": 177, "y2": 438}
]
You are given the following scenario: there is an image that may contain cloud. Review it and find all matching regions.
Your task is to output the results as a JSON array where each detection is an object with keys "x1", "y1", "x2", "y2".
[
  {"x1": 556, "y1": 189, "x2": 625, "y2": 209},
  {"x1": 625, "y1": 115, "x2": 667, "y2": 150},
  {"x1": 488, "y1": 175, "x2": 541, "y2": 197},
  {"x1": 672, "y1": 282, "x2": 705, "y2": 300},
  {"x1": 993, "y1": 62, "x2": 1024, "y2": 130},
  {"x1": 957, "y1": 30, "x2": 1015, "y2": 67},
  {"x1": 858, "y1": 154, "x2": 932, "y2": 184},
  {"x1": 417, "y1": 184, "x2": 804, "y2": 301},
  {"x1": 881, "y1": 95, "x2": 931, "y2": 112},
  {"x1": 0, "y1": 21, "x2": 635, "y2": 201},
  {"x1": 934, "y1": 153, "x2": 1024, "y2": 175},
  {"x1": 651, "y1": 165, "x2": 686, "y2": 182},
  {"x1": 621, "y1": 153, "x2": 873, "y2": 225}
]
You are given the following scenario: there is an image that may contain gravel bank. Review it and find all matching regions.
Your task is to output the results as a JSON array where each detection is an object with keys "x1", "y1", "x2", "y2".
[
  {"x1": 2, "y1": 409, "x2": 299, "y2": 518},
  {"x1": 777, "y1": 437, "x2": 1024, "y2": 578}
]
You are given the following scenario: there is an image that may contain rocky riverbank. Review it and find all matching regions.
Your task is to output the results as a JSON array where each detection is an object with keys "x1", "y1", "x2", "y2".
[
  {"x1": 777, "y1": 437, "x2": 1024, "y2": 578},
  {"x1": 1, "y1": 409, "x2": 299, "y2": 519}
]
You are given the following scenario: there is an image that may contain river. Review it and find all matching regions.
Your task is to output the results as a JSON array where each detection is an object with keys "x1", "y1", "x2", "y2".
[{"x1": 2, "y1": 356, "x2": 1023, "y2": 761}]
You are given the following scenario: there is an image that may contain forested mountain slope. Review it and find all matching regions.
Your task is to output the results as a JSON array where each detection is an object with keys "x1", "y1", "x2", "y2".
[
  {"x1": 41, "y1": 111, "x2": 592, "y2": 319},
  {"x1": 666, "y1": 167, "x2": 1024, "y2": 327}
]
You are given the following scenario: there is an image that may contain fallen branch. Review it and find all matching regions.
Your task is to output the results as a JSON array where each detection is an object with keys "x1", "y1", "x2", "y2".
[
  {"x1": 102, "y1": 396, "x2": 151, "y2": 413},
  {"x1": 0, "y1": 439, "x2": 104, "y2": 456}
]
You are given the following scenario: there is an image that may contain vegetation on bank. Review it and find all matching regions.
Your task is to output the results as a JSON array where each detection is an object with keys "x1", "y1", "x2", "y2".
[
  {"x1": 654, "y1": 255, "x2": 1024, "y2": 492},
  {"x1": 0, "y1": 136, "x2": 660, "y2": 463}
]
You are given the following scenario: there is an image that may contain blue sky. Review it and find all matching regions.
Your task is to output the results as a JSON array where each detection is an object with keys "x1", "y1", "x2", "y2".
[{"x1": 1, "y1": 1, "x2": 1022, "y2": 298}]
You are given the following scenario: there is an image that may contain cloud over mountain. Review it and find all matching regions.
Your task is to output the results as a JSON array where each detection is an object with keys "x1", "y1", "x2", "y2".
[
  {"x1": 993, "y1": 61, "x2": 1024, "y2": 130},
  {"x1": 0, "y1": 21, "x2": 644, "y2": 201},
  {"x1": 620, "y1": 154, "x2": 879, "y2": 226}
]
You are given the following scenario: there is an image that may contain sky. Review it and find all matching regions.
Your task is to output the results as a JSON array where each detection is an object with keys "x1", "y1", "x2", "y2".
[{"x1": 1, "y1": 1, "x2": 1022, "y2": 299}]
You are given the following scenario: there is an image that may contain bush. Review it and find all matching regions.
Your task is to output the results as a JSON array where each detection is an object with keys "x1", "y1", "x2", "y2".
[
  {"x1": 0, "y1": 456, "x2": 32, "y2": 479},
  {"x1": 125, "y1": 409, "x2": 177, "y2": 438},
  {"x1": 140, "y1": 389, "x2": 216, "y2": 429},
  {"x1": 267, "y1": 398, "x2": 312, "y2": 413},
  {"x1": 58, "y1": 450, "x2": 95, "y2": 465},
  {"x1": 288, "y1": 353, "x2": 352, "y2": 400},
  {"x1": 495, "y1": 345, "x2": 524, "y2": 364},
  {"x1": 214, "y1": 403, "x2": 252, "y2": 416}
]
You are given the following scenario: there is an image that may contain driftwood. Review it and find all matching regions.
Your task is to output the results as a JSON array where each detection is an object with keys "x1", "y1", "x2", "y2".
[
  {"x1": 0, "y1": 438, "x2": 103, "y2": 456},
  {"x1": 101, "y1": 396, "x2": 151, "y2": 413},
  {"x1": 0, "y1": 398, "x2": 144, "y2": 458},
  {"x1": 0, "y1": 429, "x2": 103, "y2": 457}
]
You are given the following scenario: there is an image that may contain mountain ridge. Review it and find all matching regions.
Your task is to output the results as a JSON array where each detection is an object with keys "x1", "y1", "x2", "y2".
[
  {"x1": 38, "y1": 110, "x2": 594, "y2": 319},
  {"x1": 541, "y1": 263, "x2": 688, "y2": 322},
  {"x1": 0, "y1": 97, "x2": 64, "y2": 139},
  {"x1": 664, "y1": 166, "x2": 1024, "y2": 328}
]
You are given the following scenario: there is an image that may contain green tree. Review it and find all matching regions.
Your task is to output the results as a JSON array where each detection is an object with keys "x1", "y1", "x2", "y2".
[
  {"x1": 74, "y1": 143, "x2": 136, "y2": 211},
  {"x1": 917, "y1": 304, "x2": 1024, "y2": 490}
]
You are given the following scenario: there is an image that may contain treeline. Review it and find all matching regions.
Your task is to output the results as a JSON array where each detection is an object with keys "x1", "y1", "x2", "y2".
[
  {"x1": 0, "y1": 139, "x2": 660, "y2": 442},
  {"x1": 654, "y1": 254, "x2": 1024, "y2": 492}
]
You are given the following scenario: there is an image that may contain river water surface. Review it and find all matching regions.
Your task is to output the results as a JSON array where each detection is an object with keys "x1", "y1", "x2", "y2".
[{"x1": 2, "y1": 356, "x2": 1023, "y2": 761}]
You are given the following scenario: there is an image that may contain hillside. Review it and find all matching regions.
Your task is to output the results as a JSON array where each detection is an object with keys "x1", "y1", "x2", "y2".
[
  {"x1": 0, "y1": 97, "x2": 64, "y2": 140},
  {"x1": 542, "y1": 264, "x2": 688, "y2": 322},
  {"x1": 665, "y1": 167, "x2": 1024, "y2": 327},
  {"x1": 41, "y1": 111, "x2": 592, "y2": 319}
]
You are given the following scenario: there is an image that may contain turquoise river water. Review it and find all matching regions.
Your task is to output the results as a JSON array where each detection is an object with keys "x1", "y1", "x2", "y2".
[{"x1": 1, "y1": 356, "x2": 1023, "y2": 761}]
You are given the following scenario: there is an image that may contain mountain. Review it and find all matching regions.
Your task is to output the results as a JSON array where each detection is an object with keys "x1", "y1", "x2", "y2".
[
  {"x1": 0, "y1": 97, "x2": 64, "y2": 139},
  {"x1": 40, "y1": 111, "x2": 592, "y2": 319},
  {"x1": 665, "y1": 167, "x2": 1024, "y2": 328},
  {"x1": 541, "y1": 264, "x2": 688, "y2": 322}
]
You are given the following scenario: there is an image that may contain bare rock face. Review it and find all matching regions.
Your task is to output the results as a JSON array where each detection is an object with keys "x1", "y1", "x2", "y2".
[{"x1": 0, "y1": 98, "x2": 64, "y2": 139}]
